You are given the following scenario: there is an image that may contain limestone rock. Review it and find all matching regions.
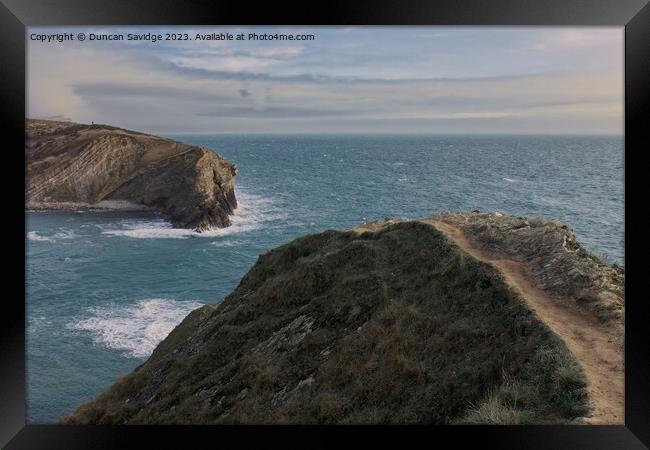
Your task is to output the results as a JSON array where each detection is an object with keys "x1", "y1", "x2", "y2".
[
  {"x1": 26, "y1": 119, "x2": 237, "y2": 231},
  {"x1": 428, "y1": 211, "x2": 624, "y2": 328}
]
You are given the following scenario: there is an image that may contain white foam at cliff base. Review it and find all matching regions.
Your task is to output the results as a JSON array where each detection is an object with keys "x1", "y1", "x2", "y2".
[
  {"x1": 67, "y1": 298, "x2": 204, "y2": 359},
  {"x1": 101, "y1": 190, "x2": 287, "y2": 239}
]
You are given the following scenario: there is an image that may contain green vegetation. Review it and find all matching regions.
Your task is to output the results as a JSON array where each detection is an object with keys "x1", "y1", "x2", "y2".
[
  {"x1": 63, "y1": 221, "x2": 588, "y2": 424},
  {"x1": 461, "y1": 339, "x2": 588, "y2": 424}
]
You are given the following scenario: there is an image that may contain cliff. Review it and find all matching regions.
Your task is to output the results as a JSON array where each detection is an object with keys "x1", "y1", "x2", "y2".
[
  {"x1": 26, "y1": 119, "x2": 238, "y2": 231},
  {"x1": 427, "y1": 212, "x2": 624, "y2": 329},
  {"x1": 60, "y1": 212, "x2": 626, "y2": 425}
]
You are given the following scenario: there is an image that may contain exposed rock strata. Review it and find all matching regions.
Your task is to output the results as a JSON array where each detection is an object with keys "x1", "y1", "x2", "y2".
[
  {"x1": 427, "y1": 211, "x2": 624, "y2": 329},
  {"x1": 26, "y1": 119, "x2": 237, "y2": 231}
]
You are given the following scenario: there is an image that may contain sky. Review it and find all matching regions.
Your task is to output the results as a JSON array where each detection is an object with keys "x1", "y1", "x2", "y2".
[{"x1": 27, "y1": 26, "x2": 623, "y2": 134}]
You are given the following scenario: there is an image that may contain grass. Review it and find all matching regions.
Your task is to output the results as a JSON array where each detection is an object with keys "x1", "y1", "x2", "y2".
[
  {"x1": 462, "y1": 387, "x2": 533, "y2": 425},
  {"x1": 63, "y1": 220, "x2": 590, "y2": 425},
  {"x1": 460, "y1": 339, "x2": 588, "y2": 424}
]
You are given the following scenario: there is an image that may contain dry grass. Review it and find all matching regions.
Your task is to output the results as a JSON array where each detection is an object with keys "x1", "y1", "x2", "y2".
[{"x1": 64, "y1": 221, "x2": 589, "y2": 425}]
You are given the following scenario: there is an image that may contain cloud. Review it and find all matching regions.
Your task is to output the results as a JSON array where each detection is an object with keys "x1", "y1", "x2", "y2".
[
  {"x1": 196, "y1": 105, "x2": 370, "y2": 119},
  {"x1": 60, "y1": 68, "x2": 620, "y2": 132},
  {"x1": 248, "y1": 46, "x2": 304, "y2": 58},
  {"x1": 166, "y1": 46, "x2": 304, "y2": 73},
  {"x1": 171, "y1": 55, "x2": 280, "y2": 72},
  {"x1": 44, "y1": 114, "x2": 72, "y2": 121},
  {"x1": 71, "y1": 82, "x2": 239, "y2": 102},
  {"x1": 531, "y1": 28, "x2": 621, "y2": 52},
  {"x1": 27, "y1": 26, "x2": 623, "y2": 134}
]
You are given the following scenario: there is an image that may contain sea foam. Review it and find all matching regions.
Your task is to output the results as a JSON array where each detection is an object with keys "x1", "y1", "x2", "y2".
[
  {"x1": 27, "y1": 229, "x2": 78, "y2": 242},
  {"x1": 67, "y1": 298, "x2": 204, "y2": 359},
  {"x1": 27, "y1": 231, "x2": 52, "y2": 242},
  {"x1": 101, "y1": 190, "x2": 286, "y2": 239}
]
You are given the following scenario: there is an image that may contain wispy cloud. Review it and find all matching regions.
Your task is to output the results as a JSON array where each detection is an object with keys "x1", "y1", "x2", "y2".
[
  {"x1": 27, "y1": 26, "x2": 622, "y2": 134},
  {"x1": 531, "y1": 28, "x2": 621, "y2": 51}
]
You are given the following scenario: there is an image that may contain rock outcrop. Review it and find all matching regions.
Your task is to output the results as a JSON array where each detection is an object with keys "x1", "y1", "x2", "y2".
[
  {"x1": 26, "y1": 119, "x2": 238, "y2": 231},
  {"x1": 63, "y1": 216, "x2": 602, "y2": 425},
  {"x1": 427, "y1": 212, "x2": 624, "y2": 328}
]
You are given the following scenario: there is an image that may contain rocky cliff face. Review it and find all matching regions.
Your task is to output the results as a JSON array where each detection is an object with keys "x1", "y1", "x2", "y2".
[
  {"x1": 63, "y1": 216, "x2": 598, "y2": 425},
  {"x1": 428, "y1": 212, "x2": 624, "y2": 328},
  {"x1": 26, "y1": 119, "x2": 237, "y2": 231}
]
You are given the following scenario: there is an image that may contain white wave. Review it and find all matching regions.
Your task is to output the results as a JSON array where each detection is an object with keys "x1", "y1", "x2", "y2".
[
  {"x1": 27, "y1": 229, "x2": 78, "y2": 242},
  {"x1": 27, "y1": 231, "x2": 52, "y2": 242},
  {"x1": 101, "y1": 190, "x2": 287, "y2": 239},
  {"x1": 67, "y1": 298, "x2": 204, "y2": 359},
  {"x1": 503, "y1": 177, "x2": 520, "y2": 183},
  {"x1": 211, "y1": 239, "x2": 244, "y2": 247},
  {"x1": 53, "y1": 230, "x2": 78, "y2": 239},
  {"x1": 101, "y1": 219, "x2": 193, "y2": 239}
]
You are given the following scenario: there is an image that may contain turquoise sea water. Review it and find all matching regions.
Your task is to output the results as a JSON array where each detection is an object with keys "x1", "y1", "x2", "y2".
[{"x1": 26, "y1": 134, "x2": 624, "y2": 423}]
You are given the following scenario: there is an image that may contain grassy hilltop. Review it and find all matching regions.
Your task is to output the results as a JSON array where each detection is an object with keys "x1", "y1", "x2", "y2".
[{"x1": 64, "y1": 218, "x2": 591, "y2": 424}]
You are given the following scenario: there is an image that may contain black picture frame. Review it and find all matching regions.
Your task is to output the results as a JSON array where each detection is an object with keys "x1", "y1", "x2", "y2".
[{"x1": 2, "y1": 0, "x2": 649, "y2": 448}]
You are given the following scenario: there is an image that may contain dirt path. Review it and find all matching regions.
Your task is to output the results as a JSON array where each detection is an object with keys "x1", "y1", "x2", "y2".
[{"x1": 427, "y1": 219, "x2": 624, "y2": 424}]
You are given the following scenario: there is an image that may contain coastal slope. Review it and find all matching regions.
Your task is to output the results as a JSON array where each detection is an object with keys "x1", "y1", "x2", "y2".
[
  {"x1": 26, "y1": 119, "x2": 238, "y2": 230},
  {"x1": 60, "y1": 213, "x2": 623, "y2": 425},
  {"x1": 425, "y1": 212, "x2": 624, "y2": 424}
]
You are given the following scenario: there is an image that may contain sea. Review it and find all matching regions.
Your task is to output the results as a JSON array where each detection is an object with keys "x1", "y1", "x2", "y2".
[{"x1": 26, "y1": 134, "x2": 624, "y2": 423}]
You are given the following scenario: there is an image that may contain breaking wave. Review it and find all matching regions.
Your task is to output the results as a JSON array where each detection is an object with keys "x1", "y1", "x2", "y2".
[
  {"x1": 27, "y1": 229, "x2": 78, "y2": 242},
  {"x1": 66, "y1": 298, "x2": 204, "y2": 359},
  {"x1": 101, "y1": 190, "x2": 286, "y2": 239},
  {"x1": 27, "y1": 231, "x2": 51, "y2": 242}
]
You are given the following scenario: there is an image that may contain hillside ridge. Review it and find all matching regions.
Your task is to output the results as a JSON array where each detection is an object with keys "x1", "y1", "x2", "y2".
[
  {"x1": 61, "y1": 213, "x2": 624, "y2": 424},
  {"x1": 424, "y1": 213, "x2": 623, "y2": 424}
]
